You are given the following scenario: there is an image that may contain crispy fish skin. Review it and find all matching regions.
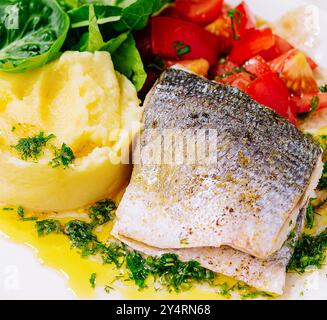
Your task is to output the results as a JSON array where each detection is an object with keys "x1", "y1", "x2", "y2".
[{"x1": 114, "y1": 68, "x2": 322, "y2": 260}]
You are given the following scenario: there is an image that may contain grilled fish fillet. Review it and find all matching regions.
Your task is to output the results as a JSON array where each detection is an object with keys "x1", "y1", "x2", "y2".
[{"x1": 112, "y1": 68, "x2": 323, "y2": 293}]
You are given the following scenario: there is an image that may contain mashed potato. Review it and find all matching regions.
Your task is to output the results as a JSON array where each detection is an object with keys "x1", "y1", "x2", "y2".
[{"x1": 0, "y1": 51, "x2": 142, "y2": 211}]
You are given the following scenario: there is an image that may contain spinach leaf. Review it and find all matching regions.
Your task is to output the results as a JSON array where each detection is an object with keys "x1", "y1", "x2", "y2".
[
  {"x1": 111, "y1": 33, "x2": 146, "y2": 91},
  {"x1": 0, "y1": 0, "x2": 70, "y2": 72}
]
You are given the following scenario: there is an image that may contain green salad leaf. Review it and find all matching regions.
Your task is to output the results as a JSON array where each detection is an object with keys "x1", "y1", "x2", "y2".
[
  {"x1": 69, "y1": 4, "x2": 122, "y2": 28},
  {"x1": 111, "y1": 33, "x2": 146, "y2": 91},
  {"x1": 0, "y1": 0, "x2": 70, "y2": 72},
  {"x1": 0, "y1": 0, "x2": 170, "y2": 91}
]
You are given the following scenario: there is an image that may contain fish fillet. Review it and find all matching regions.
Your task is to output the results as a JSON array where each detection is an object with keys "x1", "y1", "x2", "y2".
[
  {"x1": 112, "y1": 206, "x2": 305, "y2": 295},
  {"x1": 112, "y1": 68, "x2": 323, "y2": 293}
]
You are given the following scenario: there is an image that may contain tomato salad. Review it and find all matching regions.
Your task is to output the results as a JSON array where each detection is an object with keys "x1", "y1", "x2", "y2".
[{"x1": 136, "y1": 0, "x2": 327, "y2": 126}]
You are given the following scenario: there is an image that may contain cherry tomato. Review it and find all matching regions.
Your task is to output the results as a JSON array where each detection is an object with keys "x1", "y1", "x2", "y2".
[
  {"x1": 229, "y1": 28, "x2": 275, "y2": 65},
  {"x1": 244, "y1": 55, "x2": 271, "y2": 77},
  {"x1": 234, "y1": 1, "x2": 256, "y2": 37},
  {"x1": 211, "y1": 59, "x2": 238, "y2": 78},
  {"x1": 175, "y1": 0, "x2": 224, "y2": 25},
  {"x1": 247, "y1": 72, "x2": 293, "y2": 121},
  {"x1": 151, "y1": 17, "x2": 222, "y2": 65},
  {"x1": 259, "y1": 35, "x2": 293, "y2": 61},
  {"x1": 216, "y1": 72, "x2": 253, "y2": 92}
]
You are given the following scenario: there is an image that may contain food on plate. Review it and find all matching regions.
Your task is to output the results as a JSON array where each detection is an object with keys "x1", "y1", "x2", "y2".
[
  {"x1": 112, "y1": 68, "x2": 323, "y2": 294},
  {"x1": 1, "y1": 0, "x2": 327, "y2": 300},
  {"x1": 0, "y1": 51, "x2": 142, "y2": 211}
]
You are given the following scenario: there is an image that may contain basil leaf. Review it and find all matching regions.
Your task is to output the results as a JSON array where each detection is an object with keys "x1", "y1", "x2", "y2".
[
  {"x1": 0, "y1": 0, "x2": 70, "y2": 72},
  {"x1": 111, "y1": 33, "x2": 146, "y2": 91}
]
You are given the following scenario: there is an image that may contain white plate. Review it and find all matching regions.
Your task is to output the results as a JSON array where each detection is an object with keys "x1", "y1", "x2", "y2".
[{"x1": 0, "y1": 0, "x2": 327, "y2": 300}]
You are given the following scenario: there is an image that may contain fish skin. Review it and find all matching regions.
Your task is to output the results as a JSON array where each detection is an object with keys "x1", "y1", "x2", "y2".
[{"x1": 114, "y1": 68, "x2": 322, "y2": 260}]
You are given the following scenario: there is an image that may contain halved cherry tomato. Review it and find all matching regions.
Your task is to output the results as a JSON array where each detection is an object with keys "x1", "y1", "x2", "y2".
[
  {"x1": 281, "y1": 52, "x2": 318, "y2": 94},
  {"x1": 175, "y1": 0, "x2": 224, "y2": 25},
  {"x1": 269, "y1": 49, "x2": 317, "y2": 73},
  {"x1": 292, "y1": 93, "x2": 327, "y2": 114},
  {"x1": 247, "y1": 72, "x2": 293, "y2": 122},
  {"x1": 151, "y1": 17, "x2": 222, "y2": 65},
  {"x1": 244, "y1": 55, "x2": 271, "y2": 77},
  {"x1": 233, "y1": 1, "x2": 256, "y2": 37},
  {"x1": 259, "y1": 35, "x2": 293, "y2": 61},
  {"x1": 229, "y1": 28, "x2": 275, "y2": 65}
]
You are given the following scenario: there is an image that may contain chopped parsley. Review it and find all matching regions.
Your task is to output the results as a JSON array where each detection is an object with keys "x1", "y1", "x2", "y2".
[
  {"x1": 298, "y1": 96, "x2": 319, "y2": 120},
  {"x1": 287, "y1": 229, "x2": 327, "y2": 273},
  {"x1": 100, "y1": 242, "x2": 126, "y2": 267},
  {"x1": 17, "y1": 206, "x2": 25, "y2": 219},
  {"x1": 13, "y1": 132, "x2": 55, "y2": 160},
  {"x1": 33, "y1": 214, "x2": 215, "y2": 292},
  {"x1": 2, "y1": 207, "x2": 14, "y2": 211},
  {"x1": 50, "y1": 143, "x2": 75, "y2": 168},
  {"x1": 16, "y1": 206, "x2": 38, "y2": 221},
  {"x1": 173, "y1": 41, "x2": 191, "y2": 57},
  {"x1": 320, "y1": 84, "x2": 327, "y2": 92},
  {"x1": 305, "y1": 200, "x2": 315, "y2": 229},
  {"x1": 217, "y1": 282, "x2": 273, "y2": 300},
  {"x1": 36, "y1": 219, "x2": 62, "y2": 236},
  {"x1": 88, "y1": 199, "x2": 116, "y2": 228},
  {"x1": 227, "y1": 8, "x2": 243, "y2": 40},
  {"x1": 89, "y1": 273, "x2": 97, "y2": 288},
  {"x1": 64, "y1": 220, "x2": 98, "y2": 256}
]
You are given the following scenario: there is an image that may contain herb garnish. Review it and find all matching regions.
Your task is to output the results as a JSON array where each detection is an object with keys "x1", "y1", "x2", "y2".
[
  {"x1": 218, "y1": 281, "x2": 273, "y2": 300},
  {"x1": 50, "y1": 143, "x2": 75, "y2": 168},
  {"x1": 2, "y1": 207, "x2": 14, "y2": 211},
  {"x1": 13, "y1": 132, "x2": 55, "y2": 160},
  {"x1": 36, "y1": 219, "x2": 62, "y2": 237},
  {"x1": 320, "y1": 84, "x2": 327, "y2": 92},
  {"x1": 88, "y1": 199, "x2": 116, "y2": 228},
  {"x1": 23, "y1": 196, "x2": 215, "y2": 293},
  {"x1": 298, "y1": 96, "x2": 319, "y2": 120},
  {"x1": 64, "y1": 220, "x2": 98, "y2": 256},
  {"x1": 287, "y1": 229, "x2": 327, "y2": 273},
  {"x1": 173, "y1": 41, "x2": 191, "y2": 57},
  {"x1": 89, "y1": 273, "x2": 97, "y2": 288},
  {"x1": 305, "y1": 200, "x2": 315, "y2": 229},
  {"x1": 227, "y1": 8, "x2": 243, "y2": 40}
]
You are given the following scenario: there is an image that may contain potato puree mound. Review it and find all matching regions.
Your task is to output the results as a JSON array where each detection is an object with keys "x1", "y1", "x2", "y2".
[{"x1": 0, "y1": 51, "x2": 142, "y2": 211}]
